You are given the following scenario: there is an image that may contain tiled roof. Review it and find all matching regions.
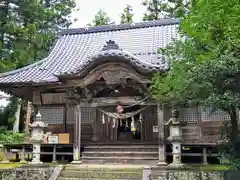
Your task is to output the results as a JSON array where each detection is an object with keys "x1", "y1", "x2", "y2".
[{"x1": 0, "y1": 19, "x2": 179, "y2": 85}]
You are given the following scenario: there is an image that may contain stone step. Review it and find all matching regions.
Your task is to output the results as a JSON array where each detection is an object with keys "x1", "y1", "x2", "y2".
[
  {"x1": 82, "y1": 156, "x2": 158, "y2": 160},
  {"x1": 57, "y1": 178, "x2": 138, "y2": 180},
  {"x1": 64, "y1": 166, "x2": 143, "y2": 172},
  {"x1": 60, "y1": 170, "x2": 142, "y2": 179},
  {"x1": 84, "y1": 145, "x2": 158, "y2": 152},
  {"x1": 82, "y1": 151, "x2": 158, "y2": 158},
  {"x1": 82, "y1": 158, "x2": 157, "y2": 165}
]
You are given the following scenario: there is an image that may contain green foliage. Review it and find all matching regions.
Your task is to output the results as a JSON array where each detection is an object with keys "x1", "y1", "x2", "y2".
[
  {"x1": 142, "y1": 0, "x2": 190, "y2": 20},
  {"x1": 0, "y1": 0, "x2": 76, "y2": 72},
  {"x1": 88, "y1": 9, "x2": 113, "y2": 26},
  {"x1": 0, "y1": 126, "x2": 26, "y2": 144},
  {"x1": 120, "y1": 4, "x2": 134, "y2": 24},
  {"x1": 0, "y1": 96, "x2": 18, "y2": 129},
  {"x1": 151, "y1": 0, "x2": 240, "y2": 166}
]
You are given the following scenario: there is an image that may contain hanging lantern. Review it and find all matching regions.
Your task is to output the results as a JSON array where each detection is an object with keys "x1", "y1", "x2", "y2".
[{"x1": 116, "y1": 102, "x2": 124, "y2": 114}]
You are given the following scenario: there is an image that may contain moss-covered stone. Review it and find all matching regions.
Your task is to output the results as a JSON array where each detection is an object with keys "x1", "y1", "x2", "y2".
[{"x1": 0, "y1": 166, "x2": 54, "y2": 180}]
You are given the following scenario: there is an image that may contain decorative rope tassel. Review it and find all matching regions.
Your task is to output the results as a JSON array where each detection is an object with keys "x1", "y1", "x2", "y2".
[
  {"x1": 108, "y1": 116, "x2": 111, "y2": 123},
  {"x1": 125, "y1": 120, "x2": 129, "y2": 129},
  {"x1": 120, "y1": 119, "x2": 123, "y2": 127},
  {"x1": 101, "y1": 113, "x2": 105, "y2": 124},
  {"x1": 139, "y1": 114, "x2": 143, "y2": 124},
  {"x1": 112, "y1": 118, "x2": 116, "y2": 128},
  {"x1": 131, "y1": 116, "x2": 136, "y2": 132}
]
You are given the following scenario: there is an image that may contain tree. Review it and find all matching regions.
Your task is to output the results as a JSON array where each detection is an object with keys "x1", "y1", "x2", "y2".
[
  {"x1": 0, "y1": 0, "x2": 76, "y2": 130},
  {"x1": 0, "y1": 0, "x2": 76, "y2": 72},
  {"x1": 142, "y1": 0, "x2": 190, "y2": 20},
  {"x1": 88, "y1": 9, "x2": 113, "y2": 26},
  {"x1": 120, "y1": 4, "x2": 134, "y2": 24},
  {"x1": 151, "y1": 0, "x2": 240, "y2": 167}
]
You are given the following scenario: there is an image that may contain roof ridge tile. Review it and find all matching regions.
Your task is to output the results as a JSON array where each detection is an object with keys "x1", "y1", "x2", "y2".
[{"x1": 59, "y1": 18, "x2": 179, "y2": 36}]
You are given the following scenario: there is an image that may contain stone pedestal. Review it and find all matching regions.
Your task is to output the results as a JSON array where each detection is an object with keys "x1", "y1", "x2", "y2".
[
  {"x1": 30, "y1": 144, "x2": 42, "y2": 164},
  {"x1": 71, "y1": 145, "x2": 82, "y2": 164},
  {"x1": 28, "y1": 112, "x2": 47, "y2": 164}
]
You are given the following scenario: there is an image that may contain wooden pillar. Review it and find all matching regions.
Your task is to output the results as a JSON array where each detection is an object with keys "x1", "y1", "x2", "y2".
[
  {"x1": 63, "y1": 104, "x2": 67, "y2": 133},
  {"x1": 157, "y1": 103, "x2": 167, "y2": 166},
  {"x1": 72, "y1": 105, "x2": 82, "y2": 164},
  {"x1": 52, "y1": 144, "x2": 57, "y2": 163},
  {"x1": 91, "y1": 108, "x2": 98, "y2": 141},
  {"x1": 25, "y1": 101, "x2": 31, "y2": 133},
  {"x1": 20, "y1": 145, "x2": 26, "y2": 163},
  {"x1": 2, "y1": 147, "x2": 9, "y2": 163}
]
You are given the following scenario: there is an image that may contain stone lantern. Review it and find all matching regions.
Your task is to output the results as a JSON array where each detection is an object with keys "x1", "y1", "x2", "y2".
[
  {"x1": 165, "y1": 109, "x2": 185, "y2": 168},
  {"x1": 28, "y1": 111, "x2": 48, "y2": 164}
]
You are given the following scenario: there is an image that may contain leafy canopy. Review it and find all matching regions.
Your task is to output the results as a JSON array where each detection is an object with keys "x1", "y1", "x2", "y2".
[
  {"x1": 142, "y1": 0, "x2": 190, "y2": 20},
  {"x1": 120, "y1": 4, "x2": 134, "y2": 24},
  {"x1": 0, "y1": 0, "x2": 76, "y2": 72},
  {"x1": 151, "y1": 0, "x2": 240, "y2": 106},
  {"x1": 88, "y1": 9, "x2": 113, "y2": 26}
]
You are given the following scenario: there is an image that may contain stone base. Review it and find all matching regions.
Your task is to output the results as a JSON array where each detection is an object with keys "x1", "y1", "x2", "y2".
[
  {"x1": 156, "y1": 161, "x2": 167, "y2": 166},
  {"x1": 0, "y1": 160, "x2": 10, "y2": 164},
  {"x1": 29, "y1": 161, "x2": 43, "y2": 165},
  {"x1": 71, "y1": 160, "x2": 83, "y2": 164},
  {"x1": 167, "y1": 163, "x2": 185, "y2": 169}
]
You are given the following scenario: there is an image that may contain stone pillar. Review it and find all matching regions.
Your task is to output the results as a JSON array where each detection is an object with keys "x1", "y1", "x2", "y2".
[
  {"x1": 72, "y1": 105, "x2": 82, "y2": 164},
  {"x1": 157, "y1": 103, "x2": 167, "y2": 166}
]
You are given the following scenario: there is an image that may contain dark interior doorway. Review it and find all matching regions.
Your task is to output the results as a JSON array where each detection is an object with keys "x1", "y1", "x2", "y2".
[{"x1": 117, "y1": 105, "x2": 142, "y2": 141}]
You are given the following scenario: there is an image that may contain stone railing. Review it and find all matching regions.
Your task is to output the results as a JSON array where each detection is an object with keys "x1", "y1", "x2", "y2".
[
  {"x1": 147, "y1": 170, "x2": 239, "y2": 180},
  {"x1": 0, "y1": 165, "x2": 54, "y2": 180}
]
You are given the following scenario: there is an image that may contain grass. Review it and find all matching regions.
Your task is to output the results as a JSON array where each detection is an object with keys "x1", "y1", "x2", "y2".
[
  {"x1": 198, "y1": 164, "x2": 230, "y2": 171},
  {"x1": 183, "y1": 164, "x2": 231, "y2": 171},
  {"x1": 0, "y1": 162, "x2": 25, "y2": 169}
]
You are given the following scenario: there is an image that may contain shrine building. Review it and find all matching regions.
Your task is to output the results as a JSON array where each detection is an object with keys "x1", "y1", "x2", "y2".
[{"x1": 0, "y1": 19, "x2": 228, "y2": 164}]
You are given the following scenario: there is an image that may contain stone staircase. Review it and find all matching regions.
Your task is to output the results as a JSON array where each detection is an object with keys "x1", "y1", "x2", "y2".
[
  {"x1": 57, "y1": 164, "x2": 144, "y2": 180},
  {"x1": 82, "y1": 145, "x2": 158, "y2": 164}
]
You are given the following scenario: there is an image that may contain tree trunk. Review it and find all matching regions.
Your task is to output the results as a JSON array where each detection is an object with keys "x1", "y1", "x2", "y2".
[{"x1": 229, "y1": 107, "x2": 240, "y2": 157}]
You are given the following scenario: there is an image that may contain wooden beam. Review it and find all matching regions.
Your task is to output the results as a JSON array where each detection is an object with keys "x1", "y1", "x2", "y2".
[{"x1": 78, "y1": 96, "x2": 156, "y2": 107}]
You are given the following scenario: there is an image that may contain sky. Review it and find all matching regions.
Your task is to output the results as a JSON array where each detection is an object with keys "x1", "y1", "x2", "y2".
[
  {"x1": 0, "y1": 0, "x2": 146, "y2": 106},
  {"x1": 71, "y1": 0, "x2": 145, "y2": 28}
]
